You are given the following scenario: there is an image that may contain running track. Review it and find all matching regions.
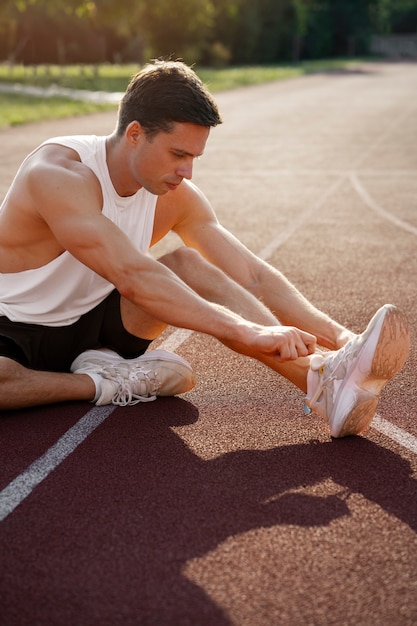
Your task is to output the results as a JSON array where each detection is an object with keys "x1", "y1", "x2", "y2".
[{"x1": 0, "y1": 62, "x2": 416, "y2": 625}]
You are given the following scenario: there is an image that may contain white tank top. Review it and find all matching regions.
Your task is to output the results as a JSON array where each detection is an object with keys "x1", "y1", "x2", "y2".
[{"x1": 0, "y1": 135, "x2": 158, "y2": 326}]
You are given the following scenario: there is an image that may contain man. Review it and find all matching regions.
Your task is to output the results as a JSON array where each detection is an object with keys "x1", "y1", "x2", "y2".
[{"x1": 0, "y1": 60, "x2": 410, "y2": 437}]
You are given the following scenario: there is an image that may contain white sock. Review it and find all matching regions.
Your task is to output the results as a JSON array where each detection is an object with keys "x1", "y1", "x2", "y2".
[{"x1": 82, "y1": 372, "x2": 103, "y2": 403}]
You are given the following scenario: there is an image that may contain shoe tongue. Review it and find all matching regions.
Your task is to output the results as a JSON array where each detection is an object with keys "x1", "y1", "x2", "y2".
[{"x1": 131, "y1": 369, "x2": 159, "y2": 396}]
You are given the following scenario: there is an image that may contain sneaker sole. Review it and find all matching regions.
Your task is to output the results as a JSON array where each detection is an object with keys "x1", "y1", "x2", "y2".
[{"x1": 331, "y1": 305, "x2": 410, "y2": 437}]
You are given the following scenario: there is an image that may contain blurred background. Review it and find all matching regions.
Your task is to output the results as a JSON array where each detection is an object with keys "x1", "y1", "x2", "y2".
[{"x1": 0, "y1": 0, "x2": 416, "y2": 68}]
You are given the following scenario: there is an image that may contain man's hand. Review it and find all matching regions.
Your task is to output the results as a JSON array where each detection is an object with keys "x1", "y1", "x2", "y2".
[
  {"x1": 222, "y1": 323, "x2": 317, "y2": 363},
  {"x1": 252, "y1": 325, "x2": 317, "y2": 361}
]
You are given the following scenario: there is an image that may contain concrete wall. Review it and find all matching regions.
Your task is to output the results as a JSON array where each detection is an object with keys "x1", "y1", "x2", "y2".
[{"x1": 371, "y1": 35, "x2": 417, "y2": 59}]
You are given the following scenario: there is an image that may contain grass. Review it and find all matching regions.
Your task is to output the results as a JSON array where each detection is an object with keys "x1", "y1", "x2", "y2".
[
  {"x1": 0, "y1": 93, "x2": 114, "y2": 128},
  {"x1": 0, "y1": 63, "x2": 140, "y2": 92},
  {"x1": 0, "y1": 59, "x2": 365, "y2": 128},
  {"x1": 198, "y1": 59, "x2": 363, "y2": 91}
]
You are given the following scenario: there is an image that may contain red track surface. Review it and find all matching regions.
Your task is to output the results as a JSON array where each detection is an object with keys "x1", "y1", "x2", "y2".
[{"x1": 0, "y1": 62, "x2": 416, "y2": 625}]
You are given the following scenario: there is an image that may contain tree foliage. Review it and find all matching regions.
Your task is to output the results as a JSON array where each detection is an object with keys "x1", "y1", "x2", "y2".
[{"x1": 0, "y1": 0, "x2": 415, "y2": 65}]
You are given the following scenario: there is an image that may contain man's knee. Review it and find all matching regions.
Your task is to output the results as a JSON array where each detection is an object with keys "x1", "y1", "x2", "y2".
[
  {"x1": 159, "y1": 247, "x2": 227, "y2": 285},
  {"x1": 120, "y1": 297, "x2": 168, "y2": 341},
  {"x1": 0, "y1": 356, "x2": 26, "y2": 382},
  {"x1": 158, "y1": 247, "x2": 238, "y2": 304},
  {"x1": 159, "y1": 247, "x2": 205, "y2": 275}
]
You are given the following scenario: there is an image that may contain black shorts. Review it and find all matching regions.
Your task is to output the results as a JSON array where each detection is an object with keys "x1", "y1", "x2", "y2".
[{"x1": 0, "y1": 290, "x2": 152, "y2": 372}]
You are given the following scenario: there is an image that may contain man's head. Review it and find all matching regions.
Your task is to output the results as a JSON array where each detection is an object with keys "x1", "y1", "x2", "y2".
[{"x1": 116, "y1": 60, "x2": 222, "y2": 139}]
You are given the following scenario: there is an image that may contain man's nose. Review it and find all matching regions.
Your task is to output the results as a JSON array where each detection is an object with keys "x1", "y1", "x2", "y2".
[{"x1": 176, "y1": 159, "x2": 193, "y2": 180}]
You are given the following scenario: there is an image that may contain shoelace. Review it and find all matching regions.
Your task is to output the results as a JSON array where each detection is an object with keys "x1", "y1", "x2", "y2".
[
  {"x1": 104, "y1": 367, "x2": 161, "y2": 406},
  {"x1": 304, "y1": 340, "x2": 355, "y2": 414}
]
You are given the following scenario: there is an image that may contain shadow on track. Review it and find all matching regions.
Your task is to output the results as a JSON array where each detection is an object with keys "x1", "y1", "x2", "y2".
[{"x1": 1, "y1": 397, "x2": 416, "y2": 625}]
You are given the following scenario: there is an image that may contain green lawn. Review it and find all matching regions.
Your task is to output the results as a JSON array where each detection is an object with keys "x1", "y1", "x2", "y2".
[{"x1": 0, "y1": 93, "x2": 114, "y2": 128}]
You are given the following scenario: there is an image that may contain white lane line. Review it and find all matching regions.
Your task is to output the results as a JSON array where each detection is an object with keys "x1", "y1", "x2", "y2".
[
  {"x1": 352, "y1": 102, "x2": 416, "y2": 169},
  {"x1": 350, "y1": 171, "x2": 417, "y2": 237},
  {"x1": 372, "y1": 416, "x2": 417, "y2": 454},
  {"x1": 0, "y1": 327, "x2": 193, "y2": 522},
  {"x1": 349, "y1": 168, "x2": 417, "y2": 449},
  {"x1": 257, "y1": 175, "x2": 346, "y2": 260},
  {"x1": 144, "y1": 329, "x2": 417, "y2": 457},
  {"x1": 0, "y1": 405, "x2": 115, "y2": 522},
  {"x1": 349, "y1": 170, "x2": 417, "y2": 448},
  {"x1": 157, "y1": 328, "x2": 193, "y2": 352}
]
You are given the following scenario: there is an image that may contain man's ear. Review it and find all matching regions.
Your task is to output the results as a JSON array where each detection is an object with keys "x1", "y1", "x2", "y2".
[{"x1": 125, "y1": 120, "x2": 145, "y2": 145}]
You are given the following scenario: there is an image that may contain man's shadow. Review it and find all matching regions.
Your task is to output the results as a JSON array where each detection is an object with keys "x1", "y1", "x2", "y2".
[{"x1": 2, "y1": 397, "x2": 417, "y2": 626}]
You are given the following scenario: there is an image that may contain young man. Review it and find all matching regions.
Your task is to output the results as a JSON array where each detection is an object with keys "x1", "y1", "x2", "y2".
[{"x1": 0, "y1": 60, "x2": 410, "y2": 437}]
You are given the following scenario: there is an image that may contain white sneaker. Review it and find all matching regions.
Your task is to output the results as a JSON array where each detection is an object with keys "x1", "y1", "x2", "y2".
[
  {"x1": 304, "y1": 304, "x2": 410, "y2": 438},
  {"x1": 71, "y1": 348, "x2": 195, "y2": 406}
]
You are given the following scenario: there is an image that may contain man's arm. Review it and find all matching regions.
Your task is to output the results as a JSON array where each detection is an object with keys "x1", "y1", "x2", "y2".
[
  {"x1": 26, "y1": 155, "x2": 315, "y2": 362},
  {"x1": 169, "y1": 181, "x2": 352, "y2": 350}
]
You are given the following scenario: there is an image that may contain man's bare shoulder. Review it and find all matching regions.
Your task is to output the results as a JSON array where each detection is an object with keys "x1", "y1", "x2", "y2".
[
  {"x1": 9, "y1": 143, "x2": 103, "y2": 223},
  {"x1": 22, "y1": 143, "x2": 96, "y2": 189},
  {"x1": 0, "y1": 143, "x2": 103, "y2": 271}
]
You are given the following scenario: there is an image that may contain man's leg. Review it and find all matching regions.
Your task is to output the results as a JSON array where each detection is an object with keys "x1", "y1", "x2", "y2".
[
  {"x1": 157, "y1": 247, "x2": 410, "y2": 437},
  {"x1": 0, "y1": 349, "x2": 195, "y2": 411},
  {"x1": 0, "y1": 290, "x2": 189, "y2": 410},
  {"x1": 157, "y1": 247, "x2": 324, "y2": 391},
  {"x1": 0, "y1": 357, "x2": 96, "y2": 410},
  {"x1": 158, "y1": 247, "x2": 353, "y2": 346}
]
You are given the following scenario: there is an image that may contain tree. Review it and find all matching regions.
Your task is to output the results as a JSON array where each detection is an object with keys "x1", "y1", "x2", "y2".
[
  {"x1": 0, "y1": 0, "x2": 416, "y2": 65},
  {"x1": 141, "y1": 0, "x2": 215, "y2": 63}
]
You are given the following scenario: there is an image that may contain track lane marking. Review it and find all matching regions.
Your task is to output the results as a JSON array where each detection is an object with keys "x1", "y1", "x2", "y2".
[
  {"x1": 0, "y1": 406, "x2": 115, "y2": 522},
  {"x1": 257, "y1": 175, "x2": 346, "y2": 260},
  {"x1": 372, "y1": 416, "x2": 417, "y2": 454},
  {"x1": 350, "y1": 171, "x2": 417, "y2": 237}
]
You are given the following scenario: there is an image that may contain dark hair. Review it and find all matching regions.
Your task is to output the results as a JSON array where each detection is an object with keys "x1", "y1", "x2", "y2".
[{"x1": 116, "y1": 59, "x2": 222, "y2": 138}]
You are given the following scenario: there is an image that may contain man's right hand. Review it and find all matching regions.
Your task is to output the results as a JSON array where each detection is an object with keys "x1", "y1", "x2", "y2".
[{"x1": 222, "y1": 323, "x2": 317, "y2": 363}]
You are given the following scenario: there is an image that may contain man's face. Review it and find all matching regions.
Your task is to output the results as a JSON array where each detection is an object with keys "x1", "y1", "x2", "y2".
[{"x1": 130, "y1": 122, "x2": 210, "y2": 195}]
